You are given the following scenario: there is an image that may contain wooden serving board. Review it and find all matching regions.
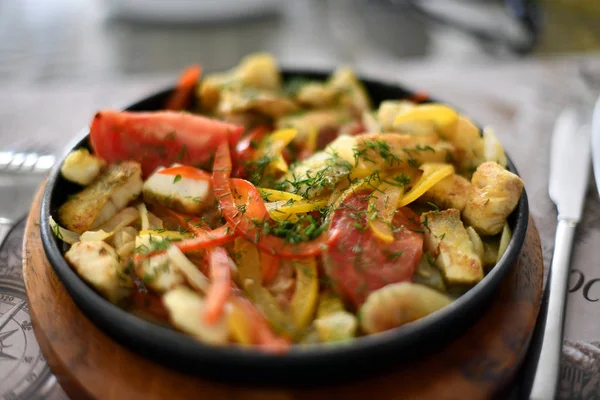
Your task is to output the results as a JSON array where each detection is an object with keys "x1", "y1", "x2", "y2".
[{"x1": 23, "y1": 183, "x2": 544, "y2": 400}]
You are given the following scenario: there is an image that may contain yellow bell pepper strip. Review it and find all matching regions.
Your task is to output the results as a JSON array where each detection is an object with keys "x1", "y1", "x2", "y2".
[
  {"x1": 264, "y1": 199, "x2": 328, "y2": 222},
  {"x1": 227, "y1": 300, "x2": 254, "y2": 345},
  {"x1": 397, "y1": 163, "x2": 454, "y2": 207},
  {"x1": 254, "y1": 128, "x2": 297, "y2": 174},
  {"x1": 227, "y1": 291, "x2": 290, "y2": 352},
  {"x1": 393, "y1": 103, "x2": 458, "y2": 130},
  {"x1": 368, "y1": 182, "x2": 405, "y2": 243},
  {"x1": 257, "y1": 188, "x2": 303, "y2": 202},
  {"x1": 233, "y1": 238, "x2": 262, "y2": 289},
  {"x1": 244, "y1": 281, "x2": 294, "y2": 335},
  {"x1": 289, "y1": 258, "x2": 319, "y2": 329}
]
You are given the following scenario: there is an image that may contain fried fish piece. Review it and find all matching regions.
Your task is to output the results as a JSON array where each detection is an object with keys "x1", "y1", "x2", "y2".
[
  {"x1": 422, "y1": 209, "x2": 483, "y2": 285},
  {"x1": 59, "y1": 161, "x2": 143, "y2": 233},
  {"x1": 462, "y1": 161, "x2": 524, "y2": 236},
  {"x1": 65, "y1": 240, "x2": 133, "y2": 304}
]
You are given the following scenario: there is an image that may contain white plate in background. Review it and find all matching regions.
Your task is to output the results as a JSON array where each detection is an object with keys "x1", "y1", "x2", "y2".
[{"x1": 105, "y1": 0, "x2": 285, "y2": 23}]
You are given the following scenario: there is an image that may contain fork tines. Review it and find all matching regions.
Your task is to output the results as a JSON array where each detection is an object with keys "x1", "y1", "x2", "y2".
[{"x1": 0, "y1": 151, "x2": 55, "y2": 173}]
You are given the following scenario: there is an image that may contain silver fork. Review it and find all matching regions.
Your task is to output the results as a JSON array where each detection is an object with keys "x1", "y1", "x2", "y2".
[{"x1": 0, "y1": 150, "x2": 56, "y2": 246}]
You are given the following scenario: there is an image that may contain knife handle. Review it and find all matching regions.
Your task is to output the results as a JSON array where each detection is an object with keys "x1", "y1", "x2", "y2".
[{"x1": 528, "y1": 219, "x2": 577, "y2": 400}]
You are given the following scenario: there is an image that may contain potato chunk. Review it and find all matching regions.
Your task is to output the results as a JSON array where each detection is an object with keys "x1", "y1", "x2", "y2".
[
  {"x1": 359, "y1": 282, "x2": 452, "y2": 334},
  {"x1": 65, "y1": 241, "x2": 133, "y2": 303},
  {"x1": 420, "y1": 173, "x2": 472, "y2": 212},
  {"x1": 60, "y1": 148, "x2": 106, "y2": 186},
  {"x1": 422, "y1": 209, "x2": 483, "y2": 285},
  {"x1": 59, "y1": 161, "x2": 143, "y2": 233},
  {"x1": 463, "y1": 162, "x2": 524, "y2": 236}
]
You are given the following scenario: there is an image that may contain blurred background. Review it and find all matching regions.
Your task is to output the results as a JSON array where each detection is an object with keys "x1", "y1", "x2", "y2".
[{"x1": 0, "y1": 0, "x2": 599, "y2": 83}]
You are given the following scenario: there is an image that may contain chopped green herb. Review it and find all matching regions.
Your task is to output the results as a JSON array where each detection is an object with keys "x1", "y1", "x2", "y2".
[{"x1": 173, "y1": 174, "x2": 182, "y2": 184}]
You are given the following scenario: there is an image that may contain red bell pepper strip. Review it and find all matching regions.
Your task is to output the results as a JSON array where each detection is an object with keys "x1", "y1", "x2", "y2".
[
  {"x1": 260, "y1": 251, "x2": 280, "y2": 285},
  {"x1": 165, "y1": 65, "x2": 202, "y2": 111},
  {"x1": 212, "y1": 142, "x2": 335, "y2": 258},
  {"x1": 203, "y1": 247, "x2": 232, "y2": 324},
  {"x1": 175, "y1": 224, "x2": 235, "y2": 253},
  {"x1": 231, "y1": 294, "x2": 290, "y2": 353}
]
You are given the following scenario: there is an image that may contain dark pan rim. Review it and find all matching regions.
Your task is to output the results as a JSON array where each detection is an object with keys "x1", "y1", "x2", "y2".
[{"x1": 39, "y1": 71, "x2": 529, "y2": 369}]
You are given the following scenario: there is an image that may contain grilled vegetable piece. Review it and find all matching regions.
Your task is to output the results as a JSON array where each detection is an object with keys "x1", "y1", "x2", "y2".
[
  {"x1": 295, "y1": 82, "x2": 338, "y2": 108},
  {"x1": 352, "y1": 133, "x2": 456, "y2": 178},
  {"x1": 328, "y1": 67, "x2": 371, "y2": 112},
  {"x1": 421, "y1": 209, "x2": 483, "y2": 285},
  {"x1": 420, "y1": 173, "x2": 472, "y2": 212},
  {"x1": 163, "y1": 286, "x2": 229, "y2": 345},
  {"x1": 314, "y1": 291, "x2": 357, "y2": 342},
  {"x1": 143, "y1": 165, "x2": 214, "y2": 214},
  {"x1": 89, "y1": 110, "x2": 243, "y2": 177},
  {"x1": 323, "y1": 191, "x2": 424, "y2": 307},
  {"x1": 378, "y1": 100, "x2": 415, "y2": 132},
  {"x1": 463, "y1": 161, "x2": 524, "y2": 236},
  {"x1": 440, "y1": 115, "x2": 485, "y2": 172},
  {"x1": 276, "y1": 108, "x2": 353, "y2": 146},
  {"x1": 199, "y1": 53, "x2": 282, "y2": 113},
  {"x1": 134, "y1": 233, "x2": 185, "y2": 293},
  {"x1": 58, "y1": 161, "x2": 143, "y2": 234},
  {"x1": 60, "y1": 148, "x2": 106, "y2": 186},
  {"x1": 218, "y1": 89, "x2": 298, "y2": 118},
  {"x1": 65, "y1": 240, "x2": 133, "y2": 304},
  {"x1": 285, "y1": 135, "x2": 356, "y2": 198},
  {"x1": 359, "y1": 282, "x2": 452, "y2": 334}
]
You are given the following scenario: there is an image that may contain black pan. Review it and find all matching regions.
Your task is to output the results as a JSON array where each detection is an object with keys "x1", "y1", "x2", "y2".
[{"x1": 40, "y1": 70, "x2": 529, "y2": 385}]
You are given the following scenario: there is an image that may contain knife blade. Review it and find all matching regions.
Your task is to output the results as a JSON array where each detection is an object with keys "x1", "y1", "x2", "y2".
[
  {"x1": 549, "y1": 107, "x2": 592, "y2": 221},
  {"x1": 528, "y1": 106, "x2": 591, "y2": 400},
  {"x1": 592, "y1": 95, "x2": 600, "y2": 198}
]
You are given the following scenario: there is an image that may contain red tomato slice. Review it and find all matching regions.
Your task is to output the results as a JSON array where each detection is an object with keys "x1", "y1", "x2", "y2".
[
  {"x1": 212, "y1": 142, "x2": 334, "y2": 258},
  {"x1": 323, "y1": 191, "x2": 424, "y2": 307},
  {"x1": 165, "y1": 65, "x2": 202, "y2": 111},
  {"x1": 158, "y1": 165, "x2": 211, "y2": 181},
  {"x1": 90, "y1": 110, "x2": 244, "y2": 176}
]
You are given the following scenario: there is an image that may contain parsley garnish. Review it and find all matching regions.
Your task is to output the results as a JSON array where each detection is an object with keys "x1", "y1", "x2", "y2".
[{"x1": 173, "y1": 174, "x2": 182, "y2": 183}]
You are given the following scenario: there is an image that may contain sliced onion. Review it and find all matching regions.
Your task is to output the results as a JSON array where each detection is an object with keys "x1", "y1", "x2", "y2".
[
  {"x1": 96, "y1": 207, "x2": 140, "y2": 233},
  {"x1": 80, "y1": 230, "x2": 112, "y2": 242},
  {"x1": 466, "y1": 226, "x2": 485, "y2": 261},
  {"x1": 49, "y1": 216, "x2": 80, "y2": 245},
  {"x1": 483, "y1": 127, "x2": 508, "y2": 168},
  {"x1": 138, "y1": 203, "x2": 150, "y2": 231},
  {"x1": 167, "y1": 245, "x2": 210, "y2": 293},
  {"x1": 497, "y1": 223, "x2": 512, "y2": 263}
]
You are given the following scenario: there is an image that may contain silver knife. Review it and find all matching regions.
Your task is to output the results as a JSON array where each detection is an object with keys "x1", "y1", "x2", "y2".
[
  {"x1": 528, "y1": 107, "x2": 591, "y2": 400},
  {"x1": 593, "y1": 95, "x2": 600, "y2": 197}
]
